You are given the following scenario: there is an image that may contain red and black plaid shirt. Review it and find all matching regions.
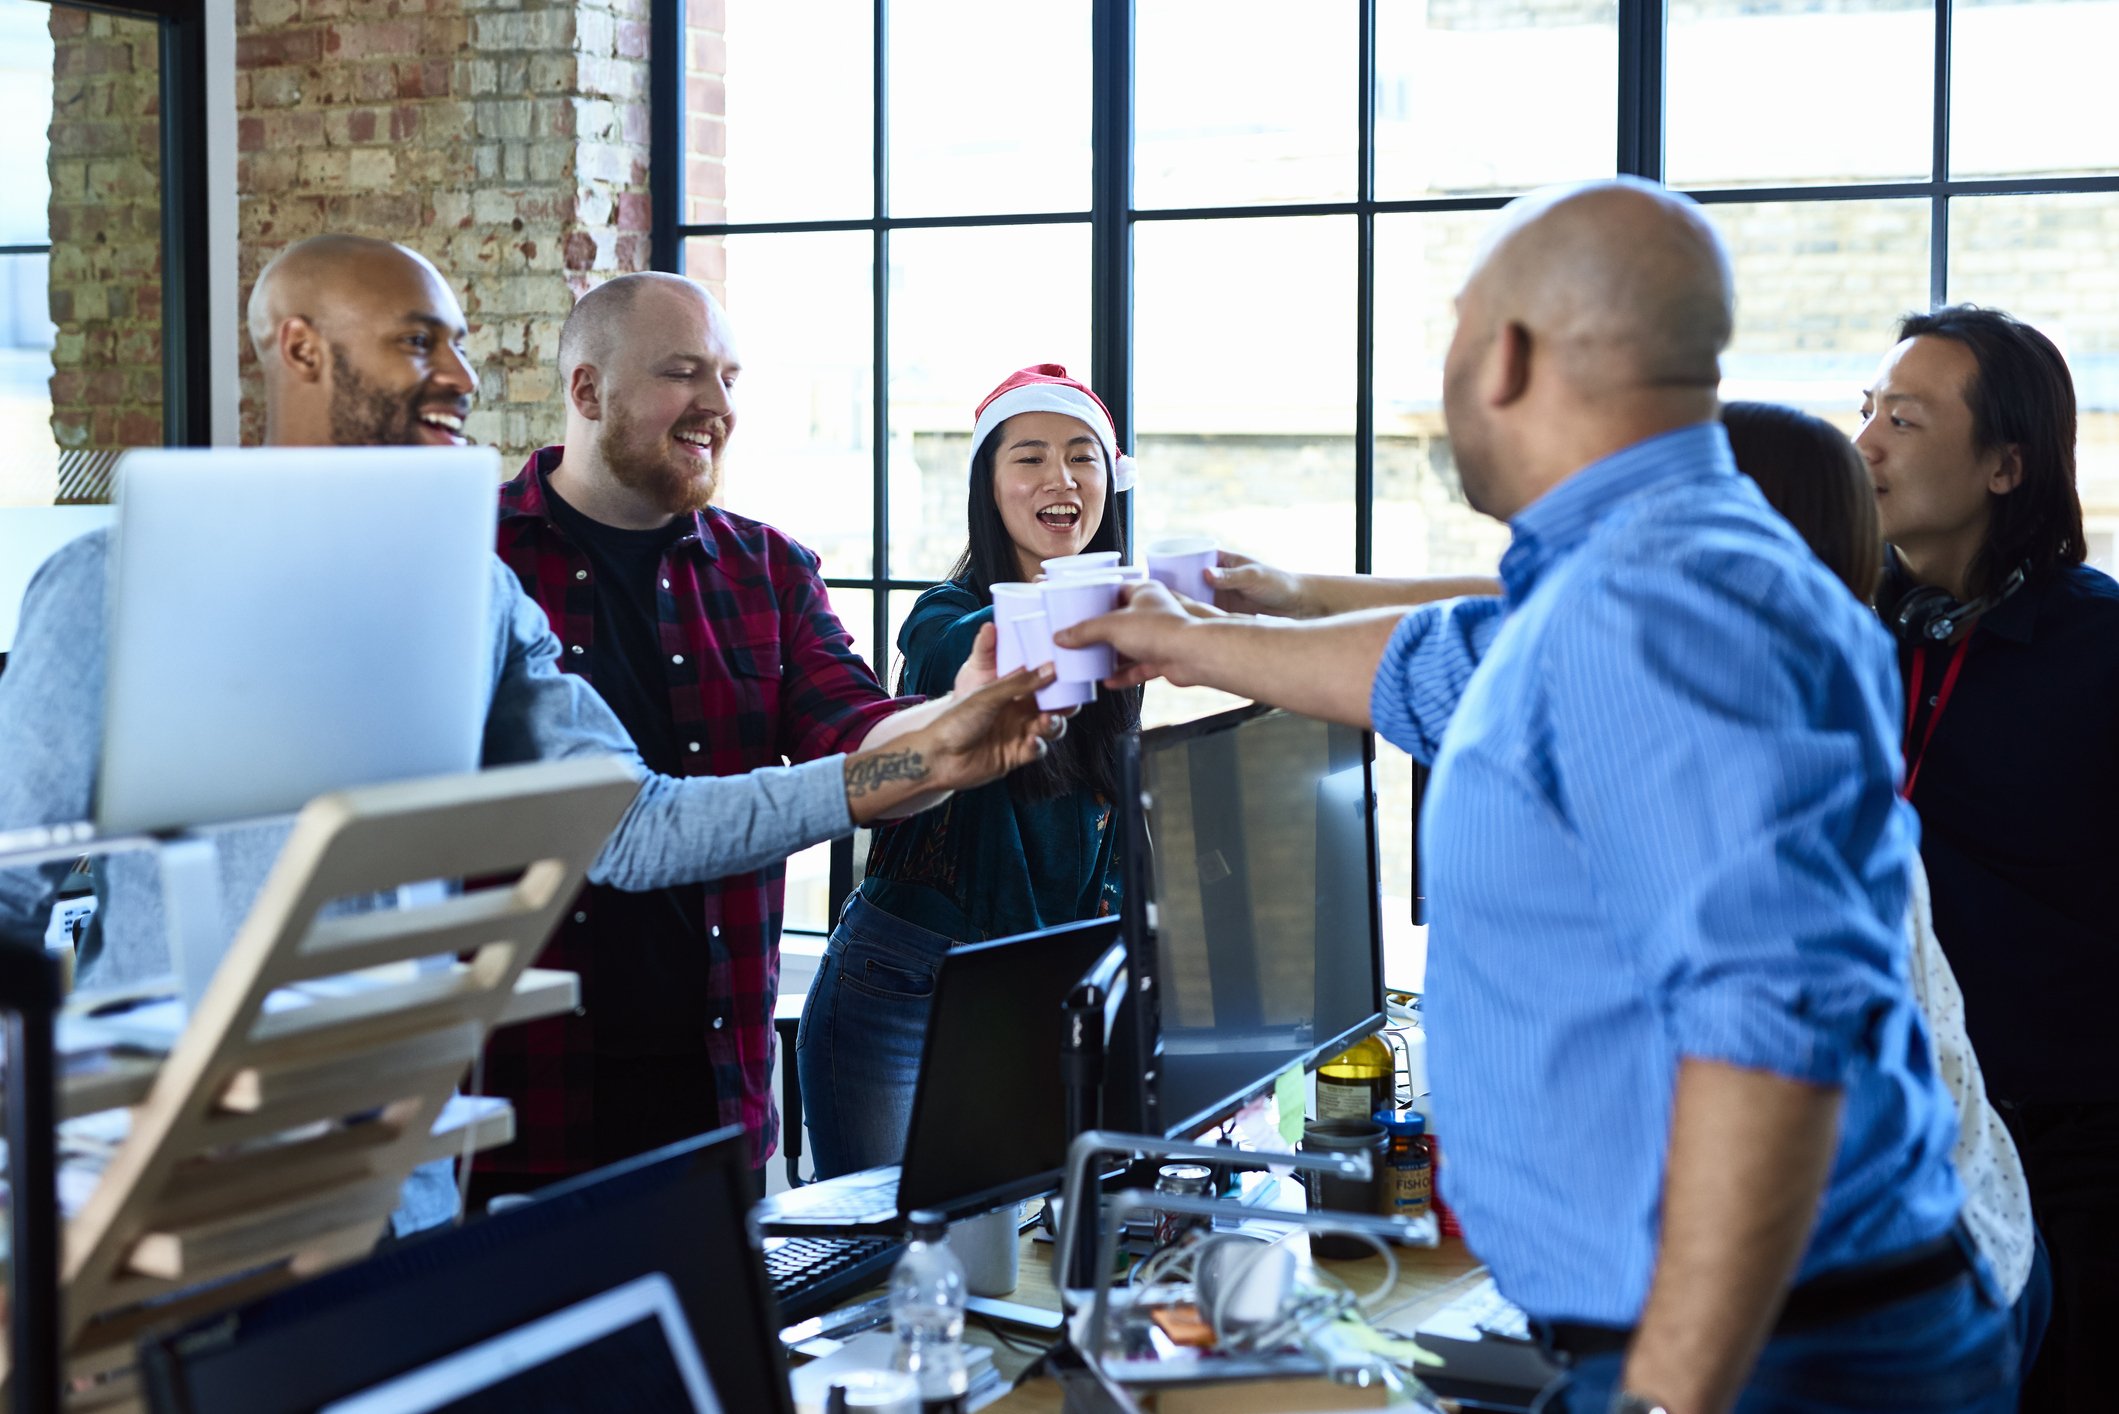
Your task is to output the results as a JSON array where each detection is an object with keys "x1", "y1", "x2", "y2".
[{"x1": 478, "y1": 448, "x2": 903, "y2": 1173}]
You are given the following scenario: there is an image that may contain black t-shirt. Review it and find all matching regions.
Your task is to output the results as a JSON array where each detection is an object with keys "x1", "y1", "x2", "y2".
[
  {"x1": 542, "y1": 474, "x2": 711, "y2": 1065},
  {"x1": 1886, "y1": 561, "x2": 2119, "y2": 1104}
]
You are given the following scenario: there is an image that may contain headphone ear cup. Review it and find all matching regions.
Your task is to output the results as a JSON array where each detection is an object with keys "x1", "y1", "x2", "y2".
[{"x1": 1890, "y1": 586, "x2": 1959, "y2": 644}]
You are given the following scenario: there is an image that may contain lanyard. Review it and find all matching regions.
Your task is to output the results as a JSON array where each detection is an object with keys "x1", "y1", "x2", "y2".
[{"x1": 1901, "y1": 636, "x2": 1972, "y2": 801}]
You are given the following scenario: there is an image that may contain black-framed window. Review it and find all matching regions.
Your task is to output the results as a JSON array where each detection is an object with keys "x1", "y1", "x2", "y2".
[
  {"x1": 659, "y1": 0, "x2": 2119, "y2": 962},
  {"x1": 1, "y1": 0, "x2": 210, "y2": 508}
]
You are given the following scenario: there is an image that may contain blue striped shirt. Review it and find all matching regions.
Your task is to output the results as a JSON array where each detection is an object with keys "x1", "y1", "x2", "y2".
[{"x1": 1370, "y1": 423, "x2": 1962, "y2": 1325}]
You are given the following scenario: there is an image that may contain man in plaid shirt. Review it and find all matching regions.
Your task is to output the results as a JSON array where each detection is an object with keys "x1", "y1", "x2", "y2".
[{"x1": 478, "y1": 273, "x2": 988, "y2": 1196}]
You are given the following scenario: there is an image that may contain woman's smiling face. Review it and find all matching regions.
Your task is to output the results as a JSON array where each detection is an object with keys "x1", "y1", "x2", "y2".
[{"x1": 990, "y1": 410, "x2": 1109, "y2": 580}]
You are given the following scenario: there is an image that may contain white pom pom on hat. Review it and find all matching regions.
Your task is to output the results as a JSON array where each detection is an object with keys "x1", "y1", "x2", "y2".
[{"x1": 967, "y1": 363, "x2": 1137, "y2": 493}]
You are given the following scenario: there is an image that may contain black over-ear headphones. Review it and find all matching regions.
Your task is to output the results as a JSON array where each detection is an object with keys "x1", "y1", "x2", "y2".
[{"x1": 1887, "y1": 562, "x2": 2029, "y2": 645}]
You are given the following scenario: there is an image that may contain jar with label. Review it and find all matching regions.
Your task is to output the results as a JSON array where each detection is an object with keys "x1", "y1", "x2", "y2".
[
  {"x1": 1376, "y1": 1110, "x2": 1432, "y2": 1235},
  {"x1": 1315, "y1": 1034, "x2": 1395, "y2": 1123}
]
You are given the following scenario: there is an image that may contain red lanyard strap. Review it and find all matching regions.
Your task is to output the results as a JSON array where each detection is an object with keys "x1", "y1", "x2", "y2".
[{"x1": 1902, "y1": 636, "x2": 1972, "y2": 801}]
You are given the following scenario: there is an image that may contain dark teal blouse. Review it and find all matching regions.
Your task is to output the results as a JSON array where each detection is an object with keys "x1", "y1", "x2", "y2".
[{"x1": 857, "y1": 580, "x2": 1121, "y2": 942}]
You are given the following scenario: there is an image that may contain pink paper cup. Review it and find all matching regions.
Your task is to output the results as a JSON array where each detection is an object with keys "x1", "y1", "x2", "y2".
[
  {"x1": 1041, "y1": 551, "x2": 1123, "y2": 579},
  {"x1": 1146, "y1": 536, "x2": 1218, "y2": 604},
  {"x1": 989, "y1": 583, "x2": 1045, "y2": 676},
  {"x1": 1037, "y1": 573, "x2": 1122, "y2": 682},
  {"x1": 1004, "y1": 613, "x2": 1096, "y2": 711}
]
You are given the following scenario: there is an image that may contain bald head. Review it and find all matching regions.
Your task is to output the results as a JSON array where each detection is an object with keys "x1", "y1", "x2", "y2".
[
  {"x1": 244, "y1": 234, "x2": 476, "y2": 447},
  {"x1": 1441, "y1": 180, "x2": 1732, "y2": 519},
  {"x1": 1469, "y1": 179, "x2": 1733, "y2": 395},
  {"x1": 559, "y1": 272, "x2": 726, "y2": 382},
  {"x1": 550, "y1": 272, "x2": 740, "y2": 526}
]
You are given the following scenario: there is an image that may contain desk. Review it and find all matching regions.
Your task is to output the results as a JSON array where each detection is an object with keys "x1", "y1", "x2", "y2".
[{"x1": 963, "y1": 1229, "x2": 1485, "y2": 1412}]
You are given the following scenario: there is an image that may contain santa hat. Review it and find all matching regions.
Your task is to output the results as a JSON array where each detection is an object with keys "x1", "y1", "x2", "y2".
[{"x1": 968, "y1": 364, "x2": 1137, "y2": 493}]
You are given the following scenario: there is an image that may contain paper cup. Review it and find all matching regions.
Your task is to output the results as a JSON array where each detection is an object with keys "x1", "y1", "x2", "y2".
[
  {"x1": 1146, "y1": 536, "x2": 1218, "y2": 604},
  {"x1": 1038, "y1": 573, "x2": 1122, "y2": 682},
  {"x1": 1041, "y1": 551, "x2": 1123, "y2": 579},
  {"x1": 989, "y1": 583, "x2": 1045, "y2": 675},
  {"x1": 1004, "y1": 612, "x2": 1096, "y2": 711}
]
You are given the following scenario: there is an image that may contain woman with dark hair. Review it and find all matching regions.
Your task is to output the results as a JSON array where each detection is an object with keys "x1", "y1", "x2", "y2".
[
  {"x1": 1720, "y1": 400, "x2": 1883, "y2": 601},
  {"x1": 1855, "y1": 305, "x2": 2116, "y2": 1411},
  {"x1": 796, "y1": 364, "x2": 1142, "y2": 1177}
]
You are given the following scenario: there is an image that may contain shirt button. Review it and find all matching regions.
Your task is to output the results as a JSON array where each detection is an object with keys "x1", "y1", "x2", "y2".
[
  {"x1": 672, "y1": 654, "x2": 685, "y2": 665},
  {"x1": 574, "y1": 569, "x2": 587, "y2": 581},
  {"x1": 687, "y1": 741, "x2": 701, "y2": 752},
  {"x1": 712, "y1": 1016, "x2": 725, "y2": 1030},
  {"x1": 1928, "y1": 695, "x2": 1939, "y2": 707},
  {"x1": 711, "y1": 925, "x2": 721, "y2": 938},
  {"x1": 569, "y1": 644, "x2": 584, "y2": 656},
  {"x1": 573, "y1": 911, "x2": 587, "y2": 923},
  {"x1": 661, "y1": 578, "x2": 671, "y2": 589},
  {"x1": 573, "y1": 1006, "x2": 587, "y2": 1018}
]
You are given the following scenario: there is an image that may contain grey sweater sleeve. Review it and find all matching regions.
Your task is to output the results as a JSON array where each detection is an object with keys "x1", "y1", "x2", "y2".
[
  {"x1": 477, "y1": 559, "x2": 855, "y2": 890},
  {"x1": 0, "y1": 532, "x2": 109, "y2": 949}
]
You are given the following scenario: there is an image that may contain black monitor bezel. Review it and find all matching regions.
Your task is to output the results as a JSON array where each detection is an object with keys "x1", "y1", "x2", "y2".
[{"x1": 1121, "y1": 702, "x2": 1387, "y2": 1141}]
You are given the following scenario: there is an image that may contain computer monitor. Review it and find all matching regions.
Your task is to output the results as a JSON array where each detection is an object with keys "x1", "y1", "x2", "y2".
[
  {"x1": 137, "y1": 1128, "x2": 793, "y2": 1414},
  {"x1": 1120, "y1": 704, "x2": 1385, "y2": 1139},
  {"x1": 99, "y1": 447, "x2": 497, "y2": 834}
]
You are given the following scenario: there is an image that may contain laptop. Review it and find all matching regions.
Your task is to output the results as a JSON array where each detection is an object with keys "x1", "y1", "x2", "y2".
[
  {"x1": 755, "y1": 915, "x2": 1125, "y2": 1235},
  {"x1": 95, "y1": 446, "x2": 498, "y2": 834},
  {"x1": 138, "y1": 1128, "x2": 796, "y2": 1414},
  {"x1": 319, "y1": 1273, "x2": 721, "y2": 1414}
]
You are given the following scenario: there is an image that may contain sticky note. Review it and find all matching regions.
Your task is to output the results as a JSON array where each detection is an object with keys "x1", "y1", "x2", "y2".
[{"x1": 1274, "y1": 1064, "x2": 1305, "y2": 1145}]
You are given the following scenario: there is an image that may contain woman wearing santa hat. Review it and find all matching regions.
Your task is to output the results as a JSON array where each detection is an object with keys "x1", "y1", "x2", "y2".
[{"x1": 795, "y1": 364, "x2": 1142, "y2": 1178}]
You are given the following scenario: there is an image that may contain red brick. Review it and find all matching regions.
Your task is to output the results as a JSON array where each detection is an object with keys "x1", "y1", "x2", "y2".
[
  {"x1": 238, "y1": 116, "x2": 265, "y2": 152},
  {"x1": 616, "y1": 190, "x2": 650, "y2": 233},
  {"x1": 47, "y1": 370, "x2": 86, "y2": 405},
  {"x1": 562, "y1": 229, "x2": 598, "y2": 270},
  {"x1": 237, "y1": 29, "x2": 324, "y2": 68},
  {"x1": 49, "y1": 7, "x2": 90, "y2": 39},
  {"x1": 118, "y1": 411, "x2": 163, "y2": 448},
  {"x1": 389, "y1": 104, "x2": 420, "y2": 142},
  {"x1": 327, "y1": 20, "x2": 420, "y2": 60},
  {"x1": 689, "y1": 0, "x2": 724, "y2": 32},
  {"x1": 615, "y1": 20, "x2": 648, "y2": 60},
  {"x1": 687, "y1": 113, "x2": 723, "y2": 159},
  {"x1": 347, "y1": 107, "x2": 377, "y2": 142}
]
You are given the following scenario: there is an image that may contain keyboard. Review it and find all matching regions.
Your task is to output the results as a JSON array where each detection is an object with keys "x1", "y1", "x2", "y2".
[
  {"x1": 762, "y1": 1234, "x2": 904, "y2": 1324},
  {"x1": 761, "y1": 1167, "x2": 901, "y2": 1225},
  {"x1": 1417, "y1": 1273, "x2": 1533, "y2": 1344}
]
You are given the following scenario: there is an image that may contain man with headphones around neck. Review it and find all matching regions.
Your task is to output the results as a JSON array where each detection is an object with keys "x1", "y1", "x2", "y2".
[{"x1": 1856, "y1": 304, "x2": 2119, "y2": 1413}]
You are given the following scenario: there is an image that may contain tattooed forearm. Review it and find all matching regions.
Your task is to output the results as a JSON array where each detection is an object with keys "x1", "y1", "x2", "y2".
[{"x1": 846, "y1": 749, "x2": 931, "y2": 798}]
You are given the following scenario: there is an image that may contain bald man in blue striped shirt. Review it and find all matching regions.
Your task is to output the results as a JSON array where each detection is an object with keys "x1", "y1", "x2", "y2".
[{"x1": 1062, "y1": 181, "x2": 2014, "y2": 1414}]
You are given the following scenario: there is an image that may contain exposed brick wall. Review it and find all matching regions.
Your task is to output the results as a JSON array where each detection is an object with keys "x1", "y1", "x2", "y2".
[
  {"x1": 231, "y1": 0, "x2": 655, "y2": 455},
  {"x1": 46, "y1": 5, "x2": 165, "y2": 454},
  {"x1": 680, "y1": 0, "x2": 724, "y2": 302}
]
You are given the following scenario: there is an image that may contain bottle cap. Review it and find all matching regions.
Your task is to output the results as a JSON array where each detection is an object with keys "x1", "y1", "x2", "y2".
[
  {"x1": 904, "y1": 1209, "x2": 948, "y2": 1241},
  {"x1": 1376, "y1": 1109, "x2": 1426, "y2": 1137}
]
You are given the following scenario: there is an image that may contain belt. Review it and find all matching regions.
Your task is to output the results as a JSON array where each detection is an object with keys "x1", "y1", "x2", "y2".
[{"x1": 1537, "y1": 1230, "x2": 1969, "y2": 1362}]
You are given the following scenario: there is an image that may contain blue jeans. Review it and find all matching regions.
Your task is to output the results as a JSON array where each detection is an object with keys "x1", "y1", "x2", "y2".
[
  {"x1": 1555, "y1": 1256, "x2": 2020, "y2": 1412},
  {"x1": 794, "y1": 894, "x2": 955, "y2": 1179}
]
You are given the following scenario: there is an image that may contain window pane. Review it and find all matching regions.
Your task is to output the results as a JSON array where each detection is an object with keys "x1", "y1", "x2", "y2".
[
  {"x1": 888, "y1": 223, "x2": 1092, "y2": 584},
  {"x1": 828, "y1": 584, "x2": 878, "y2": 695},
  {"x1": 782, "y1": 838, "x2": 835, "y2": 935},
  {"x1": 885, "y1": 589, "x2": 922, "y2": 695},
  {"x1": 0, "y1": 253, "x2": 57, "y2": 507},
  {"x1": 1666, "y1": 1, "x2": 1933, "y2": 189},
  {"x1": 1373, "y1": 750, "x2": 1428, "y2": 993},
  {"x1": 1135, "y1": 217, "x2": 1355, "y2": 576},
  {"x1": 700, "y1": 0, "x2": 873, "y2": 224},
  {"x1": 689, "y1": 231, "x2": 875, "y2": 579},
  {"x1": 1376, "y1": 0, "x2": 1616, "y2": 199},
  {"x1": 1713, "y1": 199, "x2": 1932, "y2": 427},
  {"x1": 0, "y1": 2, "x2": 52, "y2": 246},
  {"x1": 1952, "y1": 1, "x2": 2119, "y2": 179},
  {"x1": 1948, "y1": 193, "x2": 2119, "y2": 576},
  {"x1": 1136, "y1": 0, "x2": 1356, "y2": 209},
  {"x1": 1372, "y1": 211, "x2": 1512, "y2": 579},
  {"x1": 889, "y1": 0, "x2": 1091, "y2": 217}
]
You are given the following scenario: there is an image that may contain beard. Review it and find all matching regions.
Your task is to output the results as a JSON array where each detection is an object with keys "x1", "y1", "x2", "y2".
[
  {"x1": 328, "y1": 345, "x2": 428, "y2": 446},
  {"x1": 601, "y1": 397, "x2": 722, "y2": 516}
]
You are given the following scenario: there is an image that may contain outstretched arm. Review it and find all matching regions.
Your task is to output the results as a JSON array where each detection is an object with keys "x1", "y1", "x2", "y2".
[{"x1": 1208, "y1": 549, "x2": 1499, "y2": 619}]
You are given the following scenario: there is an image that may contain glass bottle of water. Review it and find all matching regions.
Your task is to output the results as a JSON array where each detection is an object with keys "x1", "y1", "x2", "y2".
[{"x1": 888, "y1": 1209, "x2": 969, "y2": 1414}]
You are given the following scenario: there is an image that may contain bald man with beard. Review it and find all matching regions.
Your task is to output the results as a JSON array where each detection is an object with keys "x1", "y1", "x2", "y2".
[
  {"x1": 0, "y1": 238, "x2": 1062, "y2": 1235},
  {"x1": 474, "y1": 271, "x2": 1008, "y2": 1200},
  {"x1": 1060, "y1": 181, "x2": 2012, "y2": 1412}
]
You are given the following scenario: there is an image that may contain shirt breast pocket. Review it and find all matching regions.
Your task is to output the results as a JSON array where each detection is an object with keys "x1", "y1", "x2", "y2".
[{"x1": 718, "y1": 633, "x2": 785, "y2": 746}]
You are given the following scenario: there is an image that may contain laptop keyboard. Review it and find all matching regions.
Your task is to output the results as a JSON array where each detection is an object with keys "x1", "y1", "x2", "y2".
[{"x1": 762, "y1": 1235, "x2": 904, "y2": 1324}]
